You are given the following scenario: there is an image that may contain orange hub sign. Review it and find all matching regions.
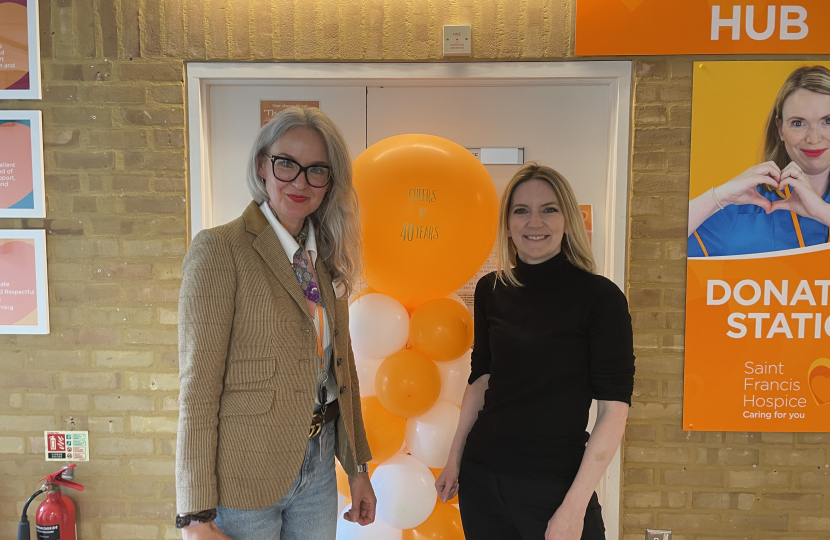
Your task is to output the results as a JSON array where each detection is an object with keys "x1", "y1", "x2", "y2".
[{"x1": 576, "y1": 0, "x2": 830, "y2": 55}]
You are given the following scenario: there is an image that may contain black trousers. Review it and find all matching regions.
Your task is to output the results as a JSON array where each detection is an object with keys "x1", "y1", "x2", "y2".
[{"x1": 457, "y1": 460, "x2": 606, "y2": 540}]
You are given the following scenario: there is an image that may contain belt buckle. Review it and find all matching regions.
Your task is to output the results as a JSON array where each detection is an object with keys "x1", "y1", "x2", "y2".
[{"x1": 309, "y1": 412, "x2": 323, "y2": 439}]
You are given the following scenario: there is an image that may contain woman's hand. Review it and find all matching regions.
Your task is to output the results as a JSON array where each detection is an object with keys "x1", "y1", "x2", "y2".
[
  {"x1": 433, "y1": 375, "x2": 489, "y2": 504},
  {"x1": 435, "y1": 462, "x2": 460, "y2": 503},
  {"x1": 688, "y1": 162, "x2": 782, "y2": 236},
  {"x1": 715, "y1": 161, "x2": 782, "y2": 211},
  {"x1": 770, "y1": 163, "x2": 830, "y2": 225},
  {"x1": 181, "y1": 520, "x2": 233, "y2": 540},
  {"x1": 544, "y1": 501, "x2": 584, "y2": 540},
  {"x1": 344, "y1": 472, "x2": 377, "y2": 526}
]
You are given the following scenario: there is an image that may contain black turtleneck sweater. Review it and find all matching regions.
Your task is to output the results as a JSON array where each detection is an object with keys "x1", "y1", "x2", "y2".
[{"x1": 462, "y1": 252, "x2": 635, "y2": 482}]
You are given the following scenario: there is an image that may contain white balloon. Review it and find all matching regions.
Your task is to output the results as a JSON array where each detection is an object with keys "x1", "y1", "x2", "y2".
[
  {"x1": 337, "y1": 505, "x2": 403, "y2": 540},
  {"x1": 445, "y1": 292, "x2": 468, "y2": 309},
  {"x1": 349, "y1": 294, "x2": 410, "y2": 360},
  {"x1": 436, "y1": 350, "x2": 472, "y2": 407},
  {"x1": 337, "y1": 493, "x2": 348, "y2": 516},
  {"x1": 348, "y1": 282, "x2": 371, "y2": 306},
  {"x1": 354, "y1": 356, "x2": 383, "y2": 397},
  {"x1": 373, "y1": 454, "x2": 436, "y2": 529},
  {"x1": 405, "y1": 401, "x2": 461, "y2": 468}
]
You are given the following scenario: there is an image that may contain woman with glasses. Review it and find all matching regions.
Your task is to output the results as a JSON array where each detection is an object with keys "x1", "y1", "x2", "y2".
[{"x1": 175, "y1": 107, "x2": 375, "y2": 540}]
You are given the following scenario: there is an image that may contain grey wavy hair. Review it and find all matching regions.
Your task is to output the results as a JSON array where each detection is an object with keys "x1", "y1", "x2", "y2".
[{"x1": 247, "y1": 107, "x2": 362, "y2": 295}]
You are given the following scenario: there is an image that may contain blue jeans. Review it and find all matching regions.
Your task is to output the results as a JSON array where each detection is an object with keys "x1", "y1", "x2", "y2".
[{"x1": 215, "y1": 423, "x2": 337, "y2": 540}]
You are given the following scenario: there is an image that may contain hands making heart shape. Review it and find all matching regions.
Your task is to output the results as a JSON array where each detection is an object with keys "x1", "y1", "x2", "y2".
[{"x1": 711, "y1": 161, "x2": 830, "y2": 225}]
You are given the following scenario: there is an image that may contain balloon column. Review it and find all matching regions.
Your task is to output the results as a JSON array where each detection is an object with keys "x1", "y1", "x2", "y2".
[{"x1": 337, "y1": 135, "x2": 498, "y2": 540}]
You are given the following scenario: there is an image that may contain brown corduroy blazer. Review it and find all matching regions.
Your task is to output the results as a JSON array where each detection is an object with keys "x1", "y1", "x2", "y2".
[{"x1": 176, "y1": 201, "x2": 371, "y2": 513}]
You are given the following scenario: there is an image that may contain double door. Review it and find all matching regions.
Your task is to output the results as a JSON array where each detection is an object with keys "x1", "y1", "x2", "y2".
[{"x1": 189, "y1": 61, "x2": 632, "y2": 538}]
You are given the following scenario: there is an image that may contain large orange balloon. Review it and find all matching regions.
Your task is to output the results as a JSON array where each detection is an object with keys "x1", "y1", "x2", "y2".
[
  {"x1": 376, "y1": 349, "x2": 441, "y2": 418},
  {"x1": 402, "y1": 501, "x2": 465, "y2": 540},
  {"x1": 410, "y1": 298, "x2": 474, "y2": 362},
  {"x1": 361, "y1": 396, "x2": 407, "y2": 464},
  {"x1": 353, "y1": 134, "x2": 499, "y2": 311}
]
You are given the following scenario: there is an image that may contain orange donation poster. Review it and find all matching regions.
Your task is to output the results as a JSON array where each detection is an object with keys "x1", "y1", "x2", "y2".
[
  {"x1": 576, "y1": 0, "x2": 830, "y2": 56},
  {"x1": 0, "y1": 229, "x2": 48, "y2": 334},
  {"x1": 0, "y1": 0, "x2": 40, "y2": 98},
  {"x1": 684, "y1": 61, "x2": 830, "y2": 432}
]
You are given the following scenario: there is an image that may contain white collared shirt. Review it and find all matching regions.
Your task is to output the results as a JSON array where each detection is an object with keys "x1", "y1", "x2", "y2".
[{"x1": 260, "y1": 202, "x2": 337, "y2": 407}]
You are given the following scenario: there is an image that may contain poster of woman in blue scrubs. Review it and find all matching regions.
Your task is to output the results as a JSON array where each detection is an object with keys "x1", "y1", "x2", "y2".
[
  {"x1": 688, "y1": 64, "x2": 830, "y2": 257},
  {"x1": 684, "y1": 61, "x2": 830, "y2": 433}
]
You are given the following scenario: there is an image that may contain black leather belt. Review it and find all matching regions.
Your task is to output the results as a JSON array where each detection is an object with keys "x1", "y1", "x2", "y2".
[{"x1": 309, "y1": 400, "x2": 339, "y2": 439}]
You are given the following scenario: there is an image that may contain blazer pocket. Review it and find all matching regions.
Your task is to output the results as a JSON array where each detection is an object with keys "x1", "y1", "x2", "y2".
[
  {"x1": 225, "y1": 358, "x2": 277, "y2": 384},
  {"x1": 219, "y1": 390, "x2": 275, "y2": 417}
]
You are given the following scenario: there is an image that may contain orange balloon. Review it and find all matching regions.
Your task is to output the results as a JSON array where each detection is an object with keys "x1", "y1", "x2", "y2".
[
  {"x1": 430, "y1": 467, "x2": 458, "y2": 505},
  {"x1": 361, "y1": 396, "x2": 407, "y2": 464},
  {"x1": 336, "y1": 461, "x2": 351, "y2": 499},
  {"x1": 353, "y1": 134, "x2": 499, "y2": 311},
  {"x1": 401, "y1": 501, "x2": 465, "y2": 540},
  {"x1": 410, "y1": 298, "x2": 474, "y2": 362},
  {"x1": 376, "y1": 349, "x2": 441, "y2": 418}
]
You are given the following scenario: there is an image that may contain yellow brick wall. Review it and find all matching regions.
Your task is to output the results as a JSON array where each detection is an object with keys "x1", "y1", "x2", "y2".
[{"x1": 0, "y1": 1, "x2": 827, "y2": 539}]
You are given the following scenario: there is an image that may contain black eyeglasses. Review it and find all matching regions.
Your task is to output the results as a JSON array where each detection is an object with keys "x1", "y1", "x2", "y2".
[{"x1": 263, "y1": 154, "x2": 332, "y2": 188}]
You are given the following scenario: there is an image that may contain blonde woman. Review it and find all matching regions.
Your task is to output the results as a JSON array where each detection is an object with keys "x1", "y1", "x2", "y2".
[
  {"x1": 435, "y1": 164, "x2": 635, "y2": 540},
  {"x1": 176, "y1": 108, "x2": 374, "y2": 540}
]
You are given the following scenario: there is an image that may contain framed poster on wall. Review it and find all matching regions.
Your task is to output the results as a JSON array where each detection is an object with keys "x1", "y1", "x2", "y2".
[
  {"x1": 0, "y1": 110, "x2": 45, "y2": 217},
  {"x1": 260, "y1": 100, "x2": 320, "y2": 127},
  {"x1": 0, "y1": 0, "x2": 41, "y2": 99},
  {"x1": 188, "y1": 62, "x2": 633, "y2": 540},
  {"x1": 0, "y1": 229, "x2": 49, "y2": 334}
]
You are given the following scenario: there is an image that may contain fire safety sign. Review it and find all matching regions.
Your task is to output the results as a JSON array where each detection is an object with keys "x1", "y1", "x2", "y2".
[{"x1": 44, "y1": 431, "x2": 89, "y2": 462}]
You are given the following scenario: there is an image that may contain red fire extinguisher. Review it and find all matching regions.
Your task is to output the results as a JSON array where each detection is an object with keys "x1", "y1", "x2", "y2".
[{"x1": 17, "y1": 464, "x2": 85, "y2": 540}]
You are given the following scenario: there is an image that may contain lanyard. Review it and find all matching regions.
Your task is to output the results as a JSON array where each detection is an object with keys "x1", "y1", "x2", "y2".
[{"x1": 774, "y1": 185, "x2": 806, "y2": 249}]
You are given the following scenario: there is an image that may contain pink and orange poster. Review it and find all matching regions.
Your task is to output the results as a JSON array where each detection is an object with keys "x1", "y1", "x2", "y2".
[
  {"x1": 0, "y1": 0, "x2": 41, "y2": 99},
  {"x1": 0, "y1": 229, "x2": 48, "y2": 334},
  {"x1": 0, "y1": 111, "x2": 45, "y2": 218}
]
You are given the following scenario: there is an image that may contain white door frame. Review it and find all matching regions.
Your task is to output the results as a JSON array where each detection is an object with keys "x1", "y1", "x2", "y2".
[{"x1": 186, "y1": 61, "x2": 632, "y2": 539}]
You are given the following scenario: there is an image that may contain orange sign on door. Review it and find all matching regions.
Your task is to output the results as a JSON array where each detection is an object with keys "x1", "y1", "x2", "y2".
[
  {"x1": 576, "y1": 0, "x2": 830, "y2": 56},
  {"x1": 260, "y1": 101, "x2": 320, "y2": 127}
]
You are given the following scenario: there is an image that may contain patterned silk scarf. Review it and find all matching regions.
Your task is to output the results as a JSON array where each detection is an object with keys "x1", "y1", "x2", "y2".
[{"x1": 291, "y1": 220, "x2": 323, "y2": 307}]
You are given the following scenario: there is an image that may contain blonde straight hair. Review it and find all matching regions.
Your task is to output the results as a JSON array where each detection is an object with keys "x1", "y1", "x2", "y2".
[
  {"x1": 495, "y1": 163, "x2": 596, "y2": 287},
  {"x1": 246, "y1": 107, "x2": 362, "y2": 295}
]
